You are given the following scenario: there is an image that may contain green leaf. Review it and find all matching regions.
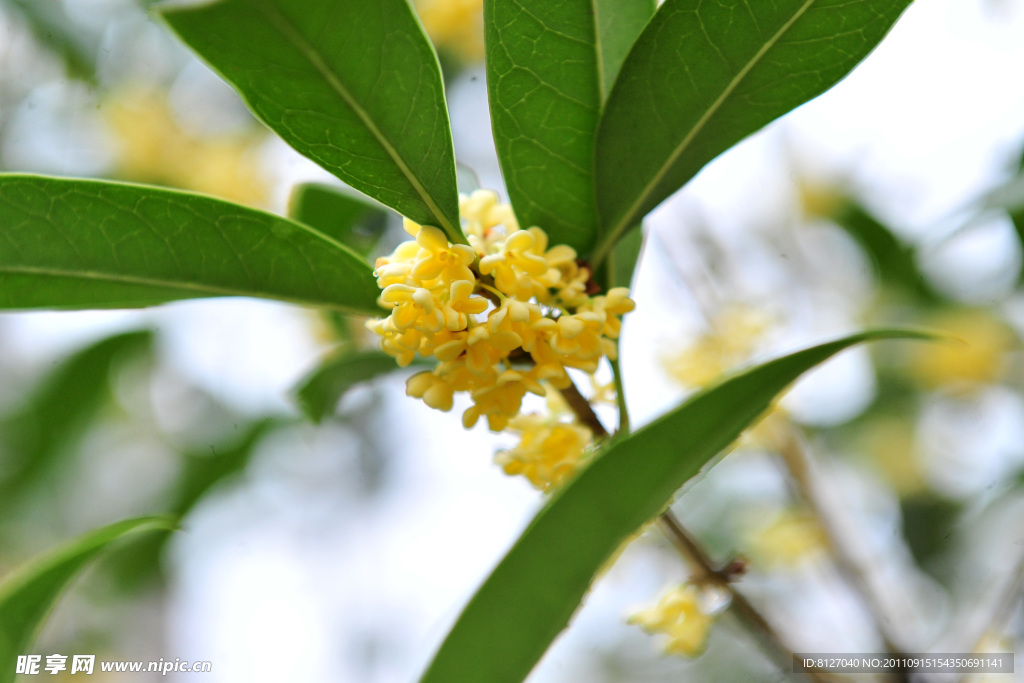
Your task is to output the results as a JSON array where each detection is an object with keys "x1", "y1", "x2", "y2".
[
  {"x1": 0, "y1": 330, "x2": 153, "y2": 506},
  {"x1": 606, "y1": 222, "x2": 644, "y2": 290},
  {"x1": 0, "y1": 516, "x2": 176, "y2": 683},
  {"x1": 901, "y1": 494, "x2": 962, "y2": 576},
  {"x1": 6, "y1": 0, "x2": 97, "y2": 82},
  {"x1": 484, "y1": 0, "x2": 654, "y2": 252},
  {"x1": 110, "y1": 420, "x2": 278, "y2": 590},
  {"x1": 592, "y1": 0, "x2": 913, "y2": 265},
  {"x1": 987, "y1": 154, "x2": 1024, "y2": 284},
  {"x1": 593, "y1": 0, "x2": 655, "y2": 99},
  {"x1": 294, "y1": 350, "x2": 426, "y2": 423},
  {"x1": 832, "y1": 202, "x2": 938, "y2": 303},
  {"x1": 1013, "y1": 209, "x2": 1024, "y2": 286},
  {"x1": 0, "y1": 175, "x2": 380, "y2": 315},
  {"x1": 160, "y1": 0, "x2": 462, "y2": 243},
  {"x1": 288, "y1": 183, "x2": 388, "y2": 261},
  {"x1": 420, "y1": 329, "x2": 934, "y2": 683},
  {"x1": 485, "y1": 0, "x2": 600, "y2": 251}
]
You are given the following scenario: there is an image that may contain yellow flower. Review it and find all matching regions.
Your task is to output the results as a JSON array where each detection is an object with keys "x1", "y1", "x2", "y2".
[
  {"x1": 104, "y1": 87, "x2": 268, "y2": 207},
  {"x1": 746, "y1": 508, "x2": 826, "y2": 569},
  {"x1": 415, "y1": 0, "x2": 485, "y2": 63},
  {"x1": 464, "y1": 369, "x2": 535, "y2": 431},
  {"x1": 380, "y1": 284, "x2": 446, "y2": 332},
  {"x1": 406, "y1": 370, "x2": 456, "y2": 411},
  {"x1": 368, "y1": 191, "x2": 634, "y2": 433},
  {"x1": 663, "y1": 304, "x2": 772, "y2": 389},
  {"x1": 629, "y1": 585, "x2": 716, "y2": 657},
  {"x1": 495, "y1": 413, "x2": 593, "y2": 491},
  {"x1": 905, "y1": 309, "x2": 1016, "y2": 392},
  {"x1": 795, "y1": 178, "x2": 845, "y2": 219},
  {"x1": 480, "y1": 228, "x2": 552, "y2": 299},
  {"x1": 442, "y1": 279, "x2": 489, "y2": 330},
  {"x1": 857, "y1": 416, "x2": 925, "y2": 496},
  {"x1": 461, "y1": 189, "x2": 519, "y2": 253},
  {"x1": 411, "y1": 225, "x2": 478, "y2": 284}
]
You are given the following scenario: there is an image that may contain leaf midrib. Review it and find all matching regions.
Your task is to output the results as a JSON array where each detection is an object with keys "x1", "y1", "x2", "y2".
[
  {"x1": 253, "y1": 0, "x2": 460, "y2": 240},
  {"x1": 594, "y1": 0, "x2": 817, "y2": 264},
  {"x1": 4, "y1": 174, "x2": 371, "y2": 268}
]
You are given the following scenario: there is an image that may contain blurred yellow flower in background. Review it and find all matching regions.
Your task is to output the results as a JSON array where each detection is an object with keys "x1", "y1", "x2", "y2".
[
  {"x1": 415, "y1": 0, "x2": 485, "y2": 63},
  {"x1": 746, "y1": 508, "x2": 827, "y2": 569},
  {"x1": 662, "y1": 305, "x2": 772, "y2": 389},
  {"x1": 906, "y1": 308, "x2": 1016, "y2": 392},
  {"x1": 104, "y1": 87, "x2": 269, "y2": 207},
  {"x1": 795, "y1": 178, "x2": 845, "y2": 220},
  {"x1": 858, "y1": 416, "x2": 926, "y2": 497}
]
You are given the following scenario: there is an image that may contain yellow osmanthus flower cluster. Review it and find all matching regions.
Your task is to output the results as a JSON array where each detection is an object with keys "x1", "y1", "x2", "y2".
[
  {"x1": 495, "y1": 394, "x2": 594, "y2": 492},
  {"x1": 629, "y1": 584, "x2": 717, "y2": 657},
  {"x1": 368, "y1": 190, "x2": 634, "y2": 438}
]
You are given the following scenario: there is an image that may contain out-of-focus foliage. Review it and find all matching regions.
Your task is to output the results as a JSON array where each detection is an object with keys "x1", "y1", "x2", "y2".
[
  {"x1": 0, "y1": 517, "x2": 176, "y2": 683},
  {"x1": 2, "y1": 0, "x2": 97, "y2": 82},
  {"x1": 294, "y1": 351, "x2": 417, "y2": 424},
  {"x1": 0, "y1": 331, "x2": 153, "y2": 510},
  {"x1": 288, "y1": 183, "x2": 389, "y2": 261}
]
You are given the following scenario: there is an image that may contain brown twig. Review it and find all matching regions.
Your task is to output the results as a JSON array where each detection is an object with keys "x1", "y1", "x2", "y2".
[
  {"x1": 556, "y1": 378, "x2": 832, "y2": 681},
  {"x1": 777, "y1": 428, "x2": 911, "y2": 682},
  {"x1": 558, "y1": 378, "x2": 609, "y2": 437},
  {"x1": 977, "y1": 551, "x2": 1024, "y2": 644},
  {"x1": 658, "y1": 512, "x2": 813, "y2": 671},
  {"x1": 950, "y1": 549, "x2": 1024, "y2": 683}
]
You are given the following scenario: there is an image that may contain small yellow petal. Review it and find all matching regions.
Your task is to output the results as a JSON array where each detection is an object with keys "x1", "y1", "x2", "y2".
[{"x1": 417, "y1": 225, "x2": 450, "y2": 252}]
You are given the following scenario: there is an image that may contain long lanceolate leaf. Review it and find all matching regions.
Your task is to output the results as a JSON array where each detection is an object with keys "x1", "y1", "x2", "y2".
[
  {"x1": 0, "y1": 175, "x2": 380, "y2": 314},
  {"x1": 294, "y1": 350, "x2": 423, "y2": 424},
  {"x1": 0, "y1": 517, "x2": 176, "y2": 683},
  {"x1": 485, "y1": 0, "x2": 654, "y2": 253},
  {"x1": 161, "y1": 0, "x2": 463, "y2": 243},
  {"x1": 485, "y1": 0, "x2": 602, "y2": 252},
  {"x1": 420, "y1": 330, "x2": 932, "y2": 683},
  {"x1": 288, "y1": 183, "x2": 388, "y2": 261},
  {"x1": 591, "y1": 0, "x2": 913, "y2": 265},
  {"x1": 593, "y1": 0, "x2": 656, "y2": 100},
  {"x1": 0, "y1": 330, "x2": 153, "y2": 506}
]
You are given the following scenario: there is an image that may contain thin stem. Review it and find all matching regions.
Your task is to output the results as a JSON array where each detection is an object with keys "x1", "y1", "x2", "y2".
[
  {"x1": 658, "y1": 512, "x2": 834, "y2": 682},
  {"x1": 777, "y1": 428, "x2": 911, "y2": 682},
  {"x1": 609, "y1": 355, "x2": 630, "y2": 434},
  {"x1": 556, "y1": 377, "x2": 829, "y2": 681},
  {"x1": 952, "y1": 550, "x2": 1024, "y2": 683},
  {"x1": 657, "y1": 512, "x2": 718, "y2": 583},
  {"x1": 558, "y1": 378, "x2": 608, "y2": 437},
  {"x1": 977, "y1": 552, "x2": 1024, "y2": 643}
]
